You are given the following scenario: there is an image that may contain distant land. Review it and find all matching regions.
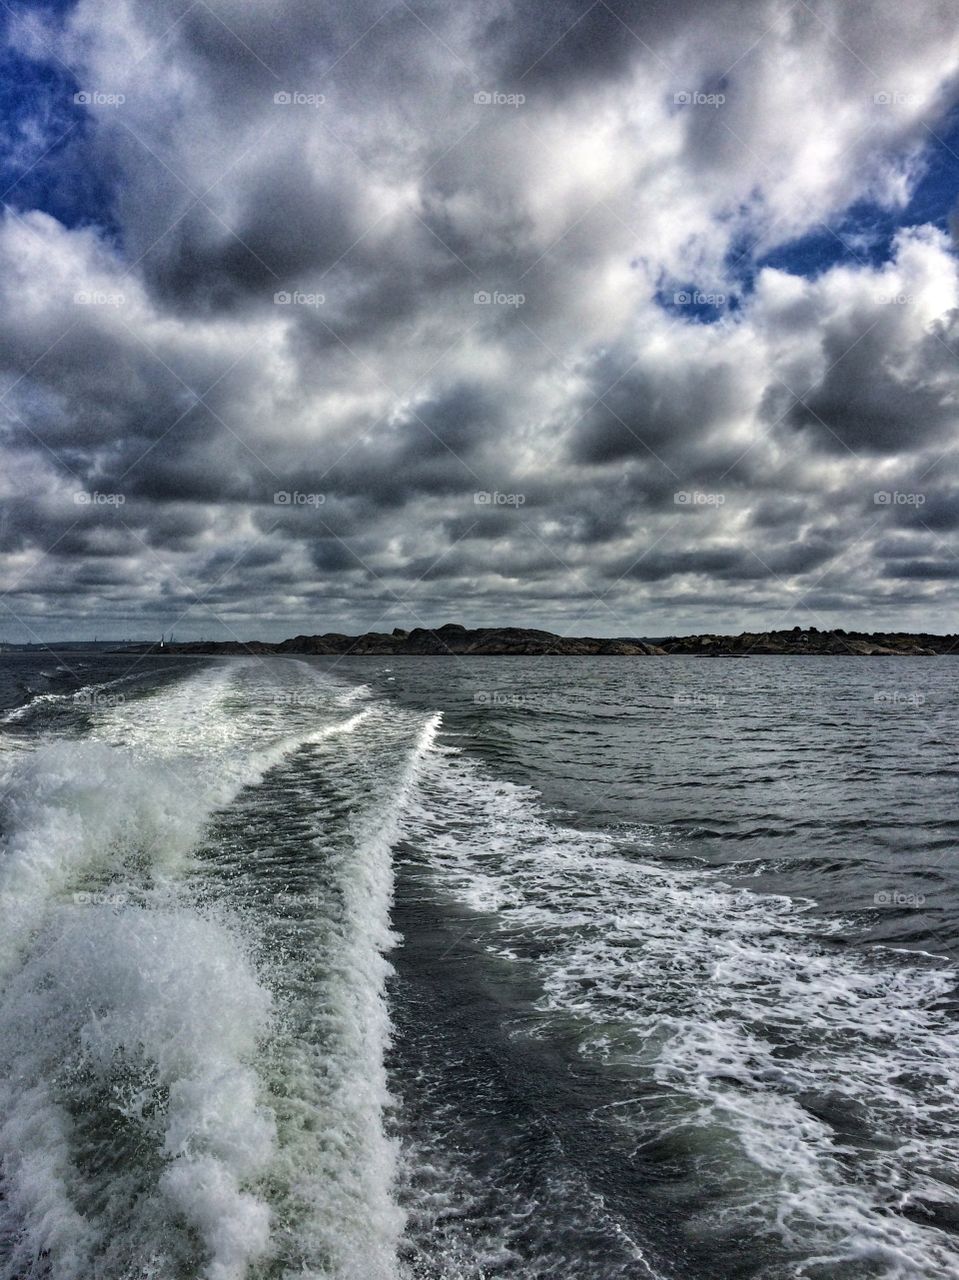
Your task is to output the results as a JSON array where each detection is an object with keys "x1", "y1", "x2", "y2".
[{"x1": 116, "y1": 623, "x2": 959, "y2": 656}]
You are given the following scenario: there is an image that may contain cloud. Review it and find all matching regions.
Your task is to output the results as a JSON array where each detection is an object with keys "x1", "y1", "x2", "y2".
[{"x1": 0, "y1": 0, "x2": 958, "y2": 638}]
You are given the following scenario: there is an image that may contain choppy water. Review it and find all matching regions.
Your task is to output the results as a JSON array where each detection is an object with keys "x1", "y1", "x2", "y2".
[{"x1": 0, "y1": 651, "x2": 956, "y2": 1279}]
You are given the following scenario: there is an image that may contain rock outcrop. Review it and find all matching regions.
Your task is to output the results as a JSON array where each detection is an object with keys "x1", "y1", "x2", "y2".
[
  {"x1": 124, "y1": 624, "x2": 957, "y2": 657},
  {"x1": 656, "y1": 627, "x2": 953, "y2": 655},
  {"x1": 277, "y1": 623, "x2": 663, "y2": 655}
]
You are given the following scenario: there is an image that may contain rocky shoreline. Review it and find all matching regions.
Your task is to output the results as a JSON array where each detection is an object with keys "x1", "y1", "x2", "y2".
[{"x1": 129, "y1": 623, "x2": 958, "y2": 657}]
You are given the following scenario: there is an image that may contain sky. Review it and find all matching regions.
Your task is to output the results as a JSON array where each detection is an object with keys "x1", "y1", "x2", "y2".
[{"x1": 1, "y1": 0, "x2": 959, "y2": 642}]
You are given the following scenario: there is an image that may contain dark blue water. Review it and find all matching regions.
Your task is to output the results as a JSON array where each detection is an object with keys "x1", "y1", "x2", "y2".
[{"x1": 0, "y1": 652, "x2": 956, "y2": 1279}]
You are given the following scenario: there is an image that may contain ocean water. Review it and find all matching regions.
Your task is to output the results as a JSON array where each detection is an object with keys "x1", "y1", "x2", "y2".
[{"x1": 0, "y1": 650, "x2": 956, "y2": 1279}]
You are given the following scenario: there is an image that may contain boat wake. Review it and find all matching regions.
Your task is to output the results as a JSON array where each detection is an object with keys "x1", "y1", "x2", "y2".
[
  {"x1": 0, "y1": 660, "x2": 437, "y2": 1280},
  {"x1": 2, "y1": 657, "x2": 956, "y2": 1280}
]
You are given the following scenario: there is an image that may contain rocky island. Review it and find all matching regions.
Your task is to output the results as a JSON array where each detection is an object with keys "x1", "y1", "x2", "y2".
[{"x1": 130, "y1": 624, "x2": 957, "y2": 657}]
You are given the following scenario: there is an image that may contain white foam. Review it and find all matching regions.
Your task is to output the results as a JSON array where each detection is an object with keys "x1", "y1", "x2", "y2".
[
  {"x1": 0, "y1": 659, "x2": 407, "y2": 1279},
  {"x1": 1, "y1": 666, "x2": 169, "y2": 724},
  {"x1": 2, "y1": 690, "x2": 63, "y2": 723},
  {"x1": 0, "y1": 665, "x2": 373, "y2": 974},
  {"x1": 262, "y1": 712, "x2": 441, "y2": 1280},
  {"x1": 407, "y1": 745, "x2": 959, "y2": 1277},
  {"x1": 0, "y1": 905, "x2": 275, "y2": 1280}
]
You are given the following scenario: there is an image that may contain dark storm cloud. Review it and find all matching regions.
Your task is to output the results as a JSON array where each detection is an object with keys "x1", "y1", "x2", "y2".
[
  {"x1": 903, "y1": 489, "x2": 959, "y2": 531},
  {"x1": 139, "y1": 153, "x2": 369, "y2": 313},
  {"x1": 885, "y1": 559, "x2": 959, "y2": 580},
  {"x1": 568, "y1": 347, "x2": 744, "y2": 466},
  {"x1": 748, "y1": 498, "x2": 810, "y2": 530},
  {"x1": 611, "y1": 535, "x2": 835, "y2": 584},
  {"x1": 487, "y1": 0, "x2": 643, "y2": 92},
  {"x1": 773, "y1": 311, "x2": 959, "y2": 455},
  {"x1": 875, "y1": 533, "x2": 943, "y2": 559},
  {"x1": 486, "y1": 0, "x2": 751, "y2": 96}
]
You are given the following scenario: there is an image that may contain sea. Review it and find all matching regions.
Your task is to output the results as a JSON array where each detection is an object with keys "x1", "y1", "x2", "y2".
[{"x1": 0, "y1": 650, "x2": 956, "y2": 1280}]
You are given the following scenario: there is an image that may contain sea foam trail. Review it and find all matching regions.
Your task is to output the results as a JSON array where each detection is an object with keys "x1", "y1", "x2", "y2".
[
  {"x1": 405, "y1": 742, "x2": 959, "y2": 1280},
  {"x1": 0, "y1": 659, "x2": 392, "y2": 1280},
  {"x1": 0, "y1": 667, "x2": 169, "y2": 724},
  {"x1": 0, "y1": 664, "x2": 366, "y2": 977},
  {"x1": 0, "y1": 906, "x2": 276, "y2": 1280},
  {"x1": 249, "y1": 710, "x2": 442, "y2": 1280}
]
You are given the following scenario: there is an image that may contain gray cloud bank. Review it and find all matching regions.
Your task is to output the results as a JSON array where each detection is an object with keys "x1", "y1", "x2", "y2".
[{"x1": 2, "y1": 0, "x2": 959, "y2": 640}]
